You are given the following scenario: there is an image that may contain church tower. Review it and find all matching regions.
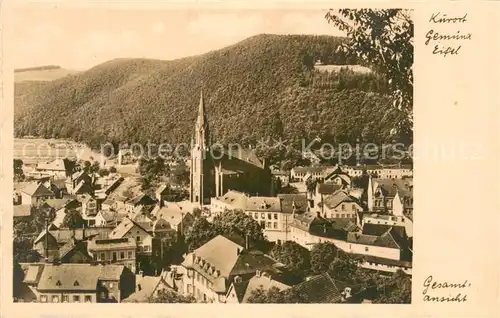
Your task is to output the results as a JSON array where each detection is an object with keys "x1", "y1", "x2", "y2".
[{"x1": 190, "y1": 89, "x2": 213, "y2": 206}]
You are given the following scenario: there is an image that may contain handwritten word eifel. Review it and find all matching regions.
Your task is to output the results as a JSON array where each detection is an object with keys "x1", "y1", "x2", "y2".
[{"x1": 425, "y1": 12, "x2": 472, "y2": 57}]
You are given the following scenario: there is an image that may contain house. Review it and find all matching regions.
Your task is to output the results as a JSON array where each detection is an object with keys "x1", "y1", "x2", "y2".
[
  {"x1": 288, "y1": 272, "x2": 355, "y2": 303},
  {"x1": 124, "y1": 193, "x2": 156, "y2": 213},
  {"x1": 87, "y1": 237, "x2": 137, "y2": 273},
  {"x1": 244, "y1": 196, "x2": 284, "y2": 242},
  {"x1": 225, "y1": 271, "x2": 291, "y2": 303},
  {"x1": 210, "y1": 190, "x2": 248, "y2": 215},
  {"x1": 42, "y1": 198, "x2": 81, "y2": 212},
  {"x1": 81, "y1": 194, "x2": 98, "y2": 217},
  {"x1": 150, "y1": 203, "x2": 195, "y2": 236},
  {"x1": 323, "y1": 167, "x2": 352, "y2": 188},
  {"x1": 122, "y1": 275, "x2": 171, "y2": 302},
  {"x1": 21, "y1": 183, "x2": 55, "y2": 206},
  {"x1": 367, "y1": 177, "x2": 413, "y2": 213},
  {"x1": 57, "y1": 239, "x2": 93, "y2": 264},
  {"x1": 95, "y1": 210, "x2": 122, "y2": 227},
  {"x1": 101, "y1": 199, "x2": 116, "y2": 211},
  {"x1": 290, "y1": 166, "x2": 335, "y2": 183},
  {"x1": 35, "y1": 158, "x2": 77, "y2": 179},
  {"x1": 40, "y1": 179, "x2": 66, "y2": 199},
  {"x1": 65, "y1": 171, "x2": 92, "y2": 195},
  {"x1": 346, "y1": 229, "x2": 403, "y2": 261},
  {"x1": 289, "y1": 212, "x2": 356, "y2": 251},
  {"x1": 343, "y1": 164, "x2": 412, "y2": 179},
  {"x1": 117, "y1": 149, "x2": 135, "y2": 165},
  {"x1": 14, "y1": 205, "x2": 32, "y2": 218},
  {"x1": 318, "y1": 191, "x2": 363, "y2": 220},
  {"x1": 155, "y1": 184, "x2": 170, "y2": 205},
  {"x1": 314, "y1": 183, "x2": 343, "y2": 208},
  {"x1": 35, "y1": 264, "x2": 135, "y2": 303},
  {"x1": 271, "y1": 170, "x2": 290, "y2": 187},
  {"x1": 109, "y1": 218, "x2": 153, "y2": 256},
  {"x1": 179, "y1": 235, "x2": 284, "y2": 303}
]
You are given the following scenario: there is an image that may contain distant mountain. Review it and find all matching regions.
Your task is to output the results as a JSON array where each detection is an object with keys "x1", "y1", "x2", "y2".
[
  {"x1": 14, "y1": 34, "x2": 406, "y2": 151},
  {"x1": 15, "y1": 65, "x2": 80, "y2": 83}
]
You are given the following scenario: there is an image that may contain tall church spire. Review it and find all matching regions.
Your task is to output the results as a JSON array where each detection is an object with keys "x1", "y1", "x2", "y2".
[{"x1": 195, "y1": 87, "x2": 210, "y2": 149}]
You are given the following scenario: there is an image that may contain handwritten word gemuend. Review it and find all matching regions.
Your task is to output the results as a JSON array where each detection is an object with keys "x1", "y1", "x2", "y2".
[
  {"x1": 426, "y1": 12, "x2": 472, "y2": 57},
  {"x1": 422, "y1": 275, "x2": 471, "y2": 302}
]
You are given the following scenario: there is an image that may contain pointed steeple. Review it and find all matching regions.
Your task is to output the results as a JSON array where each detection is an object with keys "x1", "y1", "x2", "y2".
[{"x1": 194, "y1": 87, "x2": 210, "y2": 149}]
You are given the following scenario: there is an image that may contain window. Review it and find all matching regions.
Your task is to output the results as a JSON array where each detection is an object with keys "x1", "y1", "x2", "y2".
[
  {"x1": 120, "y1": 252, "x2": 125, "y2": 259},
  {"x1": 260, "y1": 221, "x2": 265, "y2": 227},
  {"x1": 100, "y1": 253, "x2": 105, "y2": 261},
  {"x1": 341, "y1": 204, "x2": 345, "y2": 211},
  {"x1": 273, "y1": 222, "x2": 278, "y2": 229},
  {"x1": 365, "y1": 247, "x2": 369, "y2": 252},
  {"x1": 112, "y1": 252, "x2": 117, "y2": 261},
  {"x1": 40, "y1": 295, "x2": 48, "y2": 302},
  {"x1": 84, "y1": 295, "x2": 92, "y2": 303},
  {"x1": 267, "y1": 222, "x2": 271, "y2": 228},
  {"x1": 62, "y1": 295, "x2": 69, "y2": 303},
  {"x1": 144, "y1": 245, "x2": 150, "y2": 252},
  {"x1": 273, "y1": 213, "x2": 278, "y2": 220},
  {"x1": 341, "y1": 214, "x2": 345, "y2": 218},
  {"x1": 352, "y1": 205, "x2": 356, "y2": 211},
  {"x1": 254, "y1": 213, "x2": 258, "y2": 218},
  {"x1": 136, "y1": 236, "x2": 141, "y2": 242},
  {"x1": 267, "y1": 213, "x2": 272, "y2": 220},
  {"x1": 128, "y1": 251, "x2": 133, "y2": 259},
  {"x1": 73, "y1": 295, "x2": 80, "y2": 303},
  {"x1": 261, "y1": 213, "x2": 265, "y2": 219},
  {"x1": 109, "y1": 283, "x2": 114, "y2": 288}
]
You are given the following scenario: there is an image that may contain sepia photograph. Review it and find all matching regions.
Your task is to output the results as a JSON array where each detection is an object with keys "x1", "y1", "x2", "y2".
[{"x1": 12, "y1": 7, "x2": 414, "y2": 304}]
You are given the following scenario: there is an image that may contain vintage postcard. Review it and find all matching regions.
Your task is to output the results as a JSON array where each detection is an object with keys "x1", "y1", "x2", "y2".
[{"x1": 0, "y1": 0, "x2": 499, "y2": 317}]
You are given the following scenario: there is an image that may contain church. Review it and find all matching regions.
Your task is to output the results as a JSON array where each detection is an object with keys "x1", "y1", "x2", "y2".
[{"x1": 190, "y1": 90, "x2": 274, "y2": 205}]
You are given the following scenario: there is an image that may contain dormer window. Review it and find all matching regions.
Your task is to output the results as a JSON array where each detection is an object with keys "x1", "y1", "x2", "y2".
[
  {"x1": 74, "y1": 280, "x2": 80, "y2": 286},
  {"x1": 56, "y1": 280, "x2": 62, "y2": 287}
]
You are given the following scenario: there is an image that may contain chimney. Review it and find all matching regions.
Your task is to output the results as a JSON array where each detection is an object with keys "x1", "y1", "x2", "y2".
[{"x1": 138, "y1": 284, "x2": 142, "y2": 291}]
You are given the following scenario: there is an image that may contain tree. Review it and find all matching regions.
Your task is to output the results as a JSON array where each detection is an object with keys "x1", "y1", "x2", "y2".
[
  {"x1": 327, "y1": 253, "x2": 358, "y2": 282},
  {"x1": 90, "y1": 161, "x2": 100, "y2": 174},
  {"x1": 325, "y1": 9, "x2": 413, "y2": 143},
  {"x1": 13, "y1": 159, "x2": 25, "y2": 182},
  {"x1": 212, "y1": 209, "x2": 265, "y2": 248},
  {"x1": 184, "y1": 217, "x2": 218, "y2": 251},
  {"x1": 98, "y1": 168, "x2": 110, "y2": 177},
  {"x1": 13, "y1": 236, "x2": 41, "y2": 263},
  {"x1": 13, "y1": 261, "x2": 26, "y2": 300},
  {"x1": 247, "y1": 286, "x2": 311, "y2": 303},
  {"x1": 270, "y1": 241, "x2": 311, "y2": 279},
  {"x1": 310, "y1": 242, "x2": 338, "y2": 274},
  {"x1": 109, "y1": 166, "x2": 117, "y2": 173},
  {"x1": 61, "y1": 209, "x2": 85, "y2": 229},
  {"x1": 373, "y1": 270, "x2": 411, "y2": 304},
  {"x1": 306, "y1": 179, "x2": 318, "y2": 196},
  {"x1": 148, "y1": 289, "x2": 196, "y2": 303}
]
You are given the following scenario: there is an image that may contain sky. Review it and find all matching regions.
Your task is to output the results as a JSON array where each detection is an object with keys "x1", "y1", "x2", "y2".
[{"x1": 12, "y1": 5, "x2": 345, "y2": 70}]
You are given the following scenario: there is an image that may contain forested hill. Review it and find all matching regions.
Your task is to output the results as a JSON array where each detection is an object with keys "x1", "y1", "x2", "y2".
[{"x1": 14, "y1": 34, "x2": 405, "y2": 150}]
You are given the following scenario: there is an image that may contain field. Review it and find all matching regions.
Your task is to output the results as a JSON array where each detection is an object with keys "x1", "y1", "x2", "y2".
[{"x1": 14, "y1": 68, "x2": 80, "y2": 82}]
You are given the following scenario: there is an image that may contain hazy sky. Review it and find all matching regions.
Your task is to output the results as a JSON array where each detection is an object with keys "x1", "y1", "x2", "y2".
[{"x1": 12, "y1": 5, "x2": 345, "y2": 70}]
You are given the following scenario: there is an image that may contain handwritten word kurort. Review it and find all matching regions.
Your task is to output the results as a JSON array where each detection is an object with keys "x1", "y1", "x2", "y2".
[
  {"x1": 426, "y1": 12, "x2": 472, "y2": 57},
  {"x1": 422, "y1": 275, "x2": 471, "y2": 302}
]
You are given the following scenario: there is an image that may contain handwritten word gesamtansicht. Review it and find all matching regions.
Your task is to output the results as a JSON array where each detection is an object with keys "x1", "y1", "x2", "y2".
[
  {"x1": 422, "y1": 275, "x2": 471, "y2": 302},
  {"x1": 425, "y1": 12, "x2": 472, "y2": 57}
]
